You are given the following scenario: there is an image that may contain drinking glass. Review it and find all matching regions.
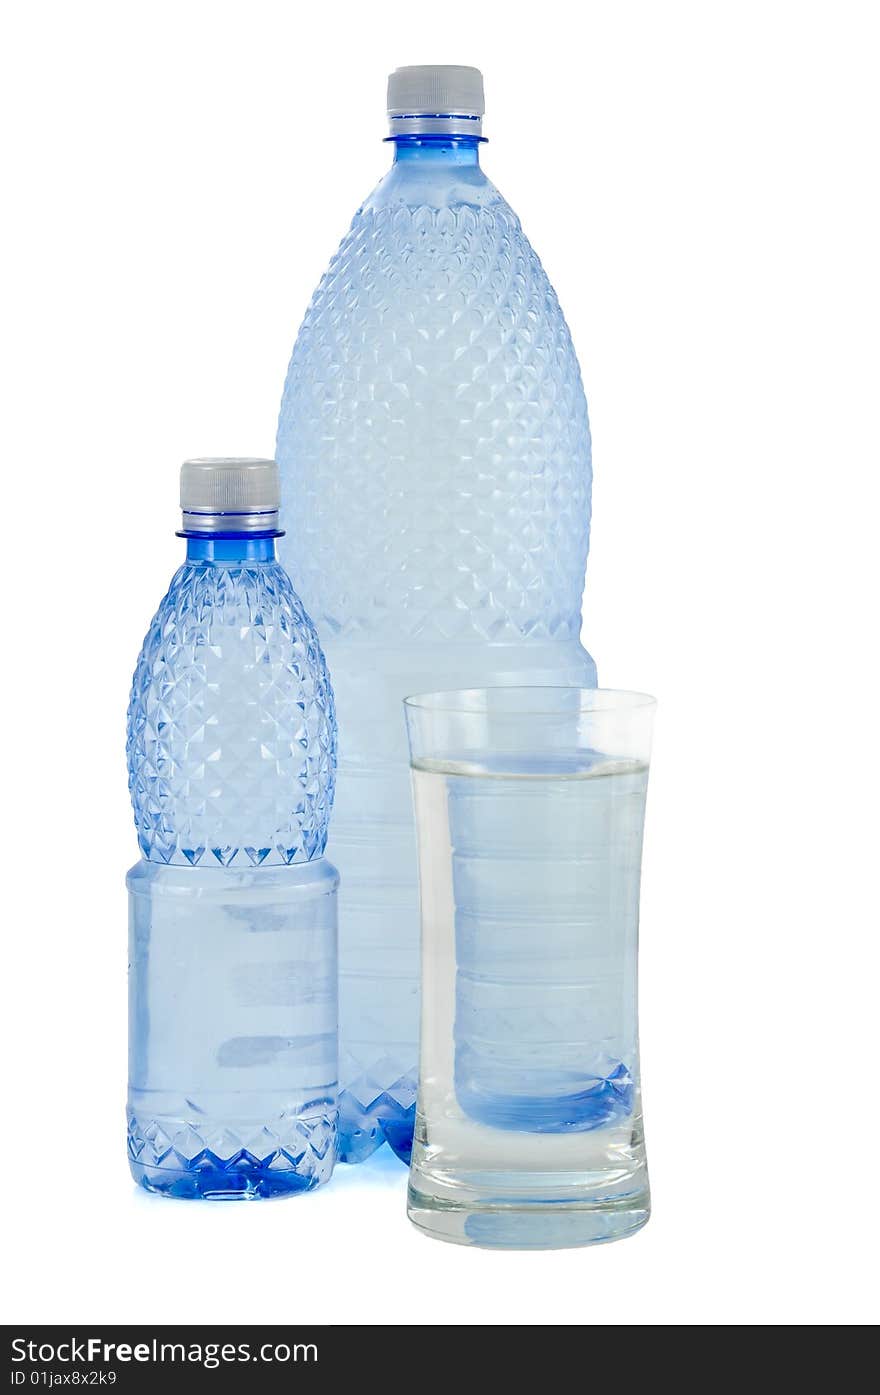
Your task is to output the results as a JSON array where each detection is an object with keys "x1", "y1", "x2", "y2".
[{"x1": 404, "y1": 688, "x2": 656, "y2": 1248}]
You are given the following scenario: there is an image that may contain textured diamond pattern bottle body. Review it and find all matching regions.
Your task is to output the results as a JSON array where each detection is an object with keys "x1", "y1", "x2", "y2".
[
  {"x1": 277, "y1": 68, "x2": 596, "y2": 1163},
  {"x1": 126, "y1": 460, "x2": 338, "y2": 1199}
]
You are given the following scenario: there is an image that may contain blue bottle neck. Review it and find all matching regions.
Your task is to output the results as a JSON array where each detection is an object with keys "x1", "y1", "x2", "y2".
[
  {"x1": 389, "y1": 134, "x2": 483, "y2": 168},
  {"x1": 184, "y1": 535, "x2": 278, "y2": 563}
]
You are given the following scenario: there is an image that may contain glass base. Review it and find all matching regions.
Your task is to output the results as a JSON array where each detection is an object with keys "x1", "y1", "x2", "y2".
[{"x1": 407, "y1": 1185, "x2": 650, "y2": 1250}]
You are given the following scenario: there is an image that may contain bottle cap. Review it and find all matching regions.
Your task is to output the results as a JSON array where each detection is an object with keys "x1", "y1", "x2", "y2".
[
  {"x1": 179, "y1": 458, "x2": 280, "y2": 535},
  {"x1": 386, "y1": 65, "x2": 484, "y2": 137}
]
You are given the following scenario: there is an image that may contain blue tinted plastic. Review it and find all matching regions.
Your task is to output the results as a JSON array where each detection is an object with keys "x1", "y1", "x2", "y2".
[
  {"x1": 126, "y1": 530, "x2": 339, "y2": 1198},
  {"x1": 277, "y1": 131, "x2": 595, "y2": 1165}
]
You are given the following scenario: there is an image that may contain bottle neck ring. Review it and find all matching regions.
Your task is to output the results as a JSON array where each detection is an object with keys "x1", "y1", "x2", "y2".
[
  {"x1": 387, "y1": 113, "x2": 483, "y2": 138},
  {"x1": 178, "y1": 508, "x2": 281, "y2": 537}
]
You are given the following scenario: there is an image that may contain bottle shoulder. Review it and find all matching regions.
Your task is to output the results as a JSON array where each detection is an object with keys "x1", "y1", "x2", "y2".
[
  {"x1": 137, "y1": 560, "x2": 322, "y2": 648},
  {"x1": 334, "y1": 168, "x2": 537, "y2": 275},
  {"x1": 126, "y1": 558, "x2": 337, "y2": 869},
  {"x1": 277, "y1": 166, "x2": 591, "y2": 643},
  {"x1": 358, "y1": 160, "x2": 504, "y2": 215},
  {"x1": 294, "y1": 169, "x2": 578, "y2": 380},
  {"x1": 129, "y1": 560, "x2": 333, "y2": 723}
]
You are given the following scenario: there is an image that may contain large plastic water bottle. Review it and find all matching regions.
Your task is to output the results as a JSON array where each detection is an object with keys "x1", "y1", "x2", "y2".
[
  {"x1": 277, "y1": 67, "x2": 596, "y2": 1165},
  {"x1": 126, "y1": 458, "x2": 338, "y2": 1199}
]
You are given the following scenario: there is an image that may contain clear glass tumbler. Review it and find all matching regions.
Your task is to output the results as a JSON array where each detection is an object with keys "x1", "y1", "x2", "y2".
[{"x1": 404, "y1": 688, "x2": 656, "y2": 1249}]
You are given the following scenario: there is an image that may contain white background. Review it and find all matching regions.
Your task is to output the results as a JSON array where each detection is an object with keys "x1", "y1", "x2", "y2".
[{"x1": 2, "y1": 0, "x2": 878, "y2": 1326}]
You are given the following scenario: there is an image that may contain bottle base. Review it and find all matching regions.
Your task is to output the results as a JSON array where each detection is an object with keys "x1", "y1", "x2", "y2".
[
  {"x1": 130, "y1": 1158, "x2": 322, "y2": 1200},
  {"x1": 337, "y1": 1082, "x2": 417, "y2": 1165},
  {"x1": 127, "y1": 1110, "x2": 335, "y2": 1200}
]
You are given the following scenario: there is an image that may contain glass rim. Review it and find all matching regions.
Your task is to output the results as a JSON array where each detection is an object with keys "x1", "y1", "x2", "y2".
[{"x1": 402, "y1": 686, "x2": 657, "y2": 716}]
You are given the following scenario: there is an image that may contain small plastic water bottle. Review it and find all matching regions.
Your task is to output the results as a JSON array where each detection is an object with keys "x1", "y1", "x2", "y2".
[
  {"x1": 277, "y1": 66, "x2": 596, "y2": 1164},
  {"x1": 126, "y1": 459, "x2": 338, "y2": 1199}
]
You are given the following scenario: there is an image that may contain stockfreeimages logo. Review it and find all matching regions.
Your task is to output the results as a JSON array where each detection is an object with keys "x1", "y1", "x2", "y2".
[{"x1": 10, "y1": 1337, "x2": 318, "y2": 1373}]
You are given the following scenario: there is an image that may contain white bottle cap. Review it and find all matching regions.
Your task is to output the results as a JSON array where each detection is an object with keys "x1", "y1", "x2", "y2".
[
  {"x1": 387, "y1": 65, "x2": 484, "y2": 137},
  {"x1": 179, "y1": 458, "x2": 280, "y2": 534}
]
